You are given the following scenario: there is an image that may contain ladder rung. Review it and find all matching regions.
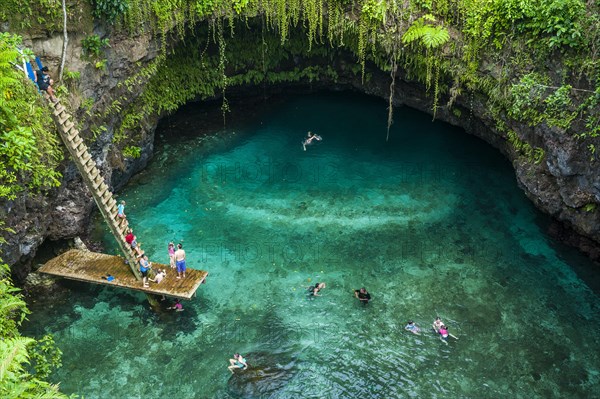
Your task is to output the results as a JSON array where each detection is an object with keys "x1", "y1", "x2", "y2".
[
  {"x1": 75, "y1": 142, "x2": 86, "y2": 153},
  {"x1": 81, "y1": 153, "x2": 92, "y2": 164},
  {"x1": 64, "y1": 121, "x2": 74, "y2": 131},
  {"x1": 96, "y1": 181, "x2": 107, "y2": 193},
  {"x1": 120, "y1": 224, "x2": 129, "y2": 235},
  {"x1": 118, "y1": 222, "x2": 129, "y2": 236},
  {"x1": 66, "y1": 126, "x2": 78, "y2": 138},
  {"x1": 109, "y1": 218, "x2": 121, "y2": 232},
  {"x1": 54, "y1": 109, "x2": 67, "y2": 120},
  {"x1": 71, "y1": 137, "x2": 83, "y2": 147},
  {"x1": 98, "y1": 178, "x2": 107, "y2": 188},
  {"x1": 101, "y1": 192, "x2": 112, "y2": 204},
  {"x1": 53, "y1": 104, "x2": 65, "y2": 114},
  {"x1": 97, "y1": 185, "x2": 109, "y2": 198},
  {"x1": 58, "y1": 114, "x2": 70, "y2": 125},
  {"x1": 108, "y1": 206, "x2": 118, "y2": 218},
  {"x1": 76, "y1": 146, "x2": 88, "y2": 159},
  {"x1": 84, "y1": 166, "x2": 95, "y2": 176},
  {"x1": 84, "y1": 160, "x2": 96, "y2": 172}
]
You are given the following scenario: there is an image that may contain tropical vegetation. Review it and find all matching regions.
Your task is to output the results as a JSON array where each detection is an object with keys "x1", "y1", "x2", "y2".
[
  {"x1": 0, "y1": 222, "x2": 68, "y2": 398},
  {"x1": 0, "y1": 1, "x2": 598, "y2": 395}
]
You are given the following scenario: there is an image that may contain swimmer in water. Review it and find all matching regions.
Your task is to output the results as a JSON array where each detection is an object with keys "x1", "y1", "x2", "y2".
[
  {"x1": 308, "y1": 282, "x2": 326, "y2": 297},
  {"x1": 228, "y1": 353, "x2": 248, "y2": 373},
  {"x1": 404, "y1": 320, "x2": 421, "y2": 335},
  {"x1": 438, "y1": 325, "x2": 458, "y2": 344},
  {"x1": 302, "y1": 131, "x2": 322, "y2": 151}
]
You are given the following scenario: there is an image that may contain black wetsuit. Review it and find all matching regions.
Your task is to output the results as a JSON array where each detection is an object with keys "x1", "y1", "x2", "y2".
[
  {"x1": 36, "y1": 70, "x2": 50, "y2": 91},
  {"x1": 355, "y1": 289, "x2": 371, "y2": 303}
]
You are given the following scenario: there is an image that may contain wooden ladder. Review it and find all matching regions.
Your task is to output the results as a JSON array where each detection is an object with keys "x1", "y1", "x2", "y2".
[{"x1": 50, "y1": 100, "x2": 142, "y2": 281}]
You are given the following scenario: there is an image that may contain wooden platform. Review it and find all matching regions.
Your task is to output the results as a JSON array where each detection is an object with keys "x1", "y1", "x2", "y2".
[{"x1": 38, "y1": 249, "x2": 208, "y2": 300}]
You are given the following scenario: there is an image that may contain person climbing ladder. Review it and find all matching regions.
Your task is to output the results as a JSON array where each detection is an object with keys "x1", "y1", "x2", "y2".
[{"x1": 34, "y1": 66, "x2": 58, "y2": 102}]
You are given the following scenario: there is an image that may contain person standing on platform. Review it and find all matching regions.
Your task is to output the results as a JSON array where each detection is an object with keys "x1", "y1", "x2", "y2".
[
  {"x1": 139, "y1": 255, "x2": 151, "y2": 287},
  {"x1": 149, "y1": 269, "x2": 166, "y2": 284},
  {"x1": 175, "y1": 243, "x2": 186, "y2": 279},
  {"x1": 168, "y1": 242, "x2": 176, "y2": 269}
]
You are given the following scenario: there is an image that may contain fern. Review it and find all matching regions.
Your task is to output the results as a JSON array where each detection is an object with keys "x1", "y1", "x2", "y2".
[
  {"x1": 0, "y1": 337, "x2": 33, "y2": 382},
  {"x1": 402, "y1": 15, "x2": 450, "y2": 49},
  {"x1": 422, "y1": 26, "x2": 450, "y2": 48}
]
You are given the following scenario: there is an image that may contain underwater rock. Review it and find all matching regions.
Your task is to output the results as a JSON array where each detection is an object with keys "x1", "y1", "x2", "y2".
[
  {"x1": 227, "y1": 352, "x2": 297, "y2": 398},
  {"x1": 23, "y1": 270, "x2": 63, "y2": 297}
]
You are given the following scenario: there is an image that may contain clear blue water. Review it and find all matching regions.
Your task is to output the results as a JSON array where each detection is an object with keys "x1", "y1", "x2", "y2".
[{"x1": 25, "y1": 93, "x2": 600, "y2": 398}]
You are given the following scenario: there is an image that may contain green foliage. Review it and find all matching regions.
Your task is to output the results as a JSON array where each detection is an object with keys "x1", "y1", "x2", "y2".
[
  {"x1": 122, "y1": 145, "x2": 141, "y2": 158},
  {"x1": 0, "y1": 0, "x2": 63, "y2": 32},
  {"x1": 28, "y1": 335, "x2": 63, "y2": 380},
  {"x1": 462, "y1": 0, "x2": 587, "y2": 50},
  {"x1": 81, "y1": 97, "x2": 95, "y2": 116},
  {"x1": 361, "y1": 0, "x2": 387, "y2": 25},
  {"x1": 402, "y1": 15, "x2": 450, "y2": 49},
  {"x1": 93, "y1": 0, "x2": 130, "y2": 23},
  {"x1": 115, "y1": 22, "x2": 345, "y2": 140},
  {"x1": 0, "y1": 223, "x2": 67, "y2": 399},
  {"x1": 81, "y1": 34, "x2": 110, "y2": 59},
  {"x1": 0, "y1": 33, "x2": 62, "y2": 200},
  {"x1": 63, "y1": 69, "x2": 81, "y2": 90},
  {"x1": 64, "y1": 70, "x2": 80, "y2": 81},
  {"x1": 583, "y1": 203, "x2": 597, "y2": 212},
  {"x1": 575, "y1": 87, "x2": 600, "y2": 142},
  {"x1": 95, "y1": 59, "x2": 108, "y2": 70},
  {"x1": 194, "y1": 0, "x2": 216, "y2": 18},
  {"x1": 525, "y1": 0, "x2": 585, "y2": 49},
  {"x1": 508, "y1": 73, "x2": 578, "y2": 130},
  {"x1": 507, "y1": 130, "x2": 545, "y2": 164},
  {"x1": 91, "y1": 124, "x2": 107, "y2": 138}
]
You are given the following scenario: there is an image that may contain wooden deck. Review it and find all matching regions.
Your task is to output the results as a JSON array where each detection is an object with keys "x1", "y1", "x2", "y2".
[{"x1": 38, "y1": 249, "x2": 208, "y2": 300}]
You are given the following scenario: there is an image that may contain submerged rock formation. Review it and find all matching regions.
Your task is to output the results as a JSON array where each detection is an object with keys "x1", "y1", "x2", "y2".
[{"x1": 227, "y1": 352, "x2": 298, "y2": 397}]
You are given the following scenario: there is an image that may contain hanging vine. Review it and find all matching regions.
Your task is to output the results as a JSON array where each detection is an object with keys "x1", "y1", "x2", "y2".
[
  {"x1": 217, "y1": 18, "x2": 230, "y2": 125},
  {"x1": 386, "y1": 49, "x2": 397, "y2": 142}
]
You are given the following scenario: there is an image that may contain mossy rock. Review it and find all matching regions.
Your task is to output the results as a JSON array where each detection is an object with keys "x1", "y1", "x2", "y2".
[{"x1": 227, "y1": 351, "x2": 298, "y2": 398}]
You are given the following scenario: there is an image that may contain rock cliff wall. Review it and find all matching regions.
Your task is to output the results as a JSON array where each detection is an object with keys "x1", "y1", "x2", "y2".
[{"x1": 3, "y1": 24, "x2": 599, "y2": 279}]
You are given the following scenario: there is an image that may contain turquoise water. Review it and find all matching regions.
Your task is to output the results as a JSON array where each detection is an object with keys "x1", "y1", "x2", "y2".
[{"x1": 25, "y1": 93, "x2": 600, "y2": 398}]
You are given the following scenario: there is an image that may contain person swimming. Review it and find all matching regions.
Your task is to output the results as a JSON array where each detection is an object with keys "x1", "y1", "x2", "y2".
[
  {"x1": 354, "y1": 287, "x2": 371, "y2": 305},
  {"x1": 228, "y1": 353, "x2": 248, "y2": 373},
  {"x1": 438, "y1": 325, "x2": 458, "y2": 344},
  {"x1": 302, "y1": 131, "x2": 322, "y2": 151},
  {"x1": 404, "y1": 321, "x2": 421, "y2": 335},
  {"x1": 308, "y1": 282, "x2": 326, "y2": 297}
]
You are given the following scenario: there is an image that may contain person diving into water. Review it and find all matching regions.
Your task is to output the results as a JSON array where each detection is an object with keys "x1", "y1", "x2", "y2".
[{"x1": 302, "y1": 131, "x2": 322, "y2": 151}]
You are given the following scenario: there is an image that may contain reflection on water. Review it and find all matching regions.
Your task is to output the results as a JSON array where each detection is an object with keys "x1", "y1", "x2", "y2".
[{"x1": 25, "y1": 93, "x2": 600, "y2": 398}]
